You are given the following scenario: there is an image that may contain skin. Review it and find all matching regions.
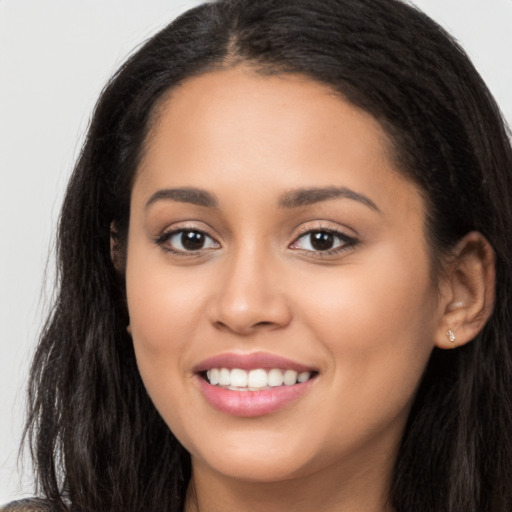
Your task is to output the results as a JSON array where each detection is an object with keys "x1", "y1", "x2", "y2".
[{"x1": 122, "y1": 67, "x2": 494, "y2": 512}]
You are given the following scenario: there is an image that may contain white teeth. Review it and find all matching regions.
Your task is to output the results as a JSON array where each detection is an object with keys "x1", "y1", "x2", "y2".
[
  {"x1": 248, "y1": 369, "x2": 268, "y2": 388},
  {"x1": 283, "y1": 370, "x2": 298, "y2": 386},
  {"x1": 204, "y1": 367, "x2": 313, "y2": 389},
  {"x1": 298, "y1": 371, "x2": 310, "y2": 383},
  {"x1": 268, "y1": 368, "x2": 284, "y2": 387},
  {"x1": 209, "y1": 368, "x2": 219, "y2": 385},
  {"x1": 228, "y1": 385, "x2": 249, "y2": 391},
  {"x1": 219, "y1": 368, "x2": 231, "y2": 386},
  {"x1": 230, "y1": 368, "x2": 248, "y2": 387}
]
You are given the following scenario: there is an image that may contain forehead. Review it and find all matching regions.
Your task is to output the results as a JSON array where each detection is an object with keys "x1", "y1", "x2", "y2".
[
  {"x1": 134, "y1": 66, "x2": 423, "y2": 219},
  {"x1": 146, "y1": 67, "x2": 390, "y2": 165}
]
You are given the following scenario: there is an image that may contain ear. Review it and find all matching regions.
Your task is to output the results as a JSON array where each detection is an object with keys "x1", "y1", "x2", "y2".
[
  {"x1": 110, "y1": 223, "x2": 131, "y2": 333},
  {"x1": 434, "y1": 232, "x2": 495, "y2": 350}
]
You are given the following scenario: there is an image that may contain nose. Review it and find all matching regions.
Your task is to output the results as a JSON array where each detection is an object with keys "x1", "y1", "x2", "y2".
[{"x1": 208, "y1": 247, "x2": 292, "y2": 336}]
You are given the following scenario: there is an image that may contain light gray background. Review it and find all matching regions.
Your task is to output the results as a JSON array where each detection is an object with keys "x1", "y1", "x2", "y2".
[{"x1": 1, "y1": 0, "x2": 511, "y2": 501}]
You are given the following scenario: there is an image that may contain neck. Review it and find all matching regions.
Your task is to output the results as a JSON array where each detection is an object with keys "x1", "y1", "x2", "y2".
[{"x1": 184, "y1": 451, "x2": 395, "y2": 512}]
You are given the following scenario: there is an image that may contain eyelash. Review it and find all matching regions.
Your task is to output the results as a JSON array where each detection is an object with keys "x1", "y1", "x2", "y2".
[
  {"x1": 154, "y1": 228, "x2": 220, "y2": 257},
  {"x1": 289, "y1": 227, "x2": 359, "y2": 256},
  {"x1": 154, "y1": 225, "x2": 359, "y2": 257}
]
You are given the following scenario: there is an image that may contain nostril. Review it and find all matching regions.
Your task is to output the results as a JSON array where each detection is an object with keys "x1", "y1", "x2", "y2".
[
  {"x1": 213, "y1": 320, "x2": 229, "y2": 331},
  {"x1": 212, "y1": 319, "x2": 279, "y2": 334},
  {"x1": 255, "y1": 321, "x2": 273, "y2": 327}
]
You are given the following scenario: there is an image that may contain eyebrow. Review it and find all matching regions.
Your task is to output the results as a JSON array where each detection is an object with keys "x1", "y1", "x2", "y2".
[
  {"x1": 145, "y1": 187, "x2": 218, "y2": 209},
  {"x1": 145, "y1": 185, "x2": 379, "y2": 212},
  {"x1": 278, "y1": 186, "x2": 380, "y2": 211}
]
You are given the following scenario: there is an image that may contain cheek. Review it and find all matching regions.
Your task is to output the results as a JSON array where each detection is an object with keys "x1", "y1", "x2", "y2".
[
  {"x1": 304, "y1": 233, "x2": 438, "y2": 344},
  {"x1": 125, "y1": 257, "x2": 210, "y2": 443},
  {"x1": 296, "y1": 242, "x2": 437, "y2": 429},
  {"x1": 128, "y1": 269, "x2": 204, "y2": 344},
  {"x1": 124, "y1": 238, "x2": 209, "y2": 387}
]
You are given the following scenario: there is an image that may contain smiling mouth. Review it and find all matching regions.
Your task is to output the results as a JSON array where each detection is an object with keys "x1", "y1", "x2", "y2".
[{"x1": 202, "y1": 368, "x2": 318, "y2": 391}]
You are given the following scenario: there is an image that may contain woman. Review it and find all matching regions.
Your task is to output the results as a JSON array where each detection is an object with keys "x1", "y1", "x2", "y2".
[{"x1": 6, "y1": 0, "x2": 512, "y2": 510}]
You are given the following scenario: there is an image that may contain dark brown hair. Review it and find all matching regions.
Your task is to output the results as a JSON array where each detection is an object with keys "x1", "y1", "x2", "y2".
[{"x1": 25, "y1": 1, "x2": 512, "y2": 510}]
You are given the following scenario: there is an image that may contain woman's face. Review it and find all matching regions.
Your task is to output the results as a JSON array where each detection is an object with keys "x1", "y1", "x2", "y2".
[{"x1": 125, "y1": 67, "x2": 445, "y2": 484}]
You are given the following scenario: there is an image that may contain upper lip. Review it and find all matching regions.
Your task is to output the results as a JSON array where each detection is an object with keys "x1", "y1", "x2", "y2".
[{"x1": 193, "y1": 352, "x2": 317, "y2": 373}]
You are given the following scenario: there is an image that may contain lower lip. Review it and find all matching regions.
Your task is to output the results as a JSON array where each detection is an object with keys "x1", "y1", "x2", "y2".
[{"x1": 196, "y1": 375, "x2": 316, "y2": 417}]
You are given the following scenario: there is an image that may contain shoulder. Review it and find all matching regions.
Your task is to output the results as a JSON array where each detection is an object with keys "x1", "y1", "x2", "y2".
[{"x1": 1, "y1": 499, "x2": 58, "y2": 512}]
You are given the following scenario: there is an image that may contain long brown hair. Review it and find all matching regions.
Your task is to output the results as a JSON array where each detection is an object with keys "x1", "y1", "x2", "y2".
[{"x1": 25, "y1": 1, "x2": 512, "y2": 510}]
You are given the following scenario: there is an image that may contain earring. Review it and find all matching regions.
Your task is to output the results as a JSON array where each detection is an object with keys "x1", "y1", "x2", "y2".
[{"x1": 446, "y1": 329, "x2": 456, "y2": 343}]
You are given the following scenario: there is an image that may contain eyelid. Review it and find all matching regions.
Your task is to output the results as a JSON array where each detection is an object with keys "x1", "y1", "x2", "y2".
[
  {"x1": 289, "y1": 223, "x2": 359, "y2": 255},
  {"x1": 152, "y1": 220, "x2": 358, "y2": 257},
  {"x1": 154, "y1": 223, "x2": 221, "y2": 256}
]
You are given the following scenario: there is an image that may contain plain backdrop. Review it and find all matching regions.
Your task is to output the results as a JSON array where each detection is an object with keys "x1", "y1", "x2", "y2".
[{"x1": 1, "y1": 0, "x2": 511, "y2": 501}]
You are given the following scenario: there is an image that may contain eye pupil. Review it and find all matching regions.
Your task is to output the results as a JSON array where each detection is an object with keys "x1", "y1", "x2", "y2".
[
  {"x1": 181, "y1": 230, "x2": 205, "y2": 250},
  {"x1": 311, "y1": 231, "x2": 334, "y2": 251}
]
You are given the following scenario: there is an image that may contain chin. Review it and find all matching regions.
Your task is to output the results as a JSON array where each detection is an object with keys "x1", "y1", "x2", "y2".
[
  {"x1": 195, "y1": 450, "x2": 316, "y2": 483},
  {"x1": 181, "y1": 422, "x2": 332, "y2": 484}
]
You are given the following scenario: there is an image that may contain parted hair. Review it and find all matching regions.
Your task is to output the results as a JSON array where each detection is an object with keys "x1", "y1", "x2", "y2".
[{"x1": 24, "y1": 0, "x2": 512, "y2": 511}]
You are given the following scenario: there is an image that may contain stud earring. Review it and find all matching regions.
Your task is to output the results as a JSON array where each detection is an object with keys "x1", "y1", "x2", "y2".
[{"x1": 446, "y1": 329, "x2": 456, "y2": 343}]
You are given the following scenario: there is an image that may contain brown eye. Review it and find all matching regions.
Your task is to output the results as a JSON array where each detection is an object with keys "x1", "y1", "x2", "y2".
[
  {"x1": 310, "y1": 231, "x2": 335, "y2": 251},
  {"x1": 290, "y1": 229, "x2": 357, "y2": 254},
  {"x1": 180, "y1": 230, "x2": 207, "y2": 250},
  {"x1": 161, "y1": 229, "x2": 220, "y2": 253}
]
